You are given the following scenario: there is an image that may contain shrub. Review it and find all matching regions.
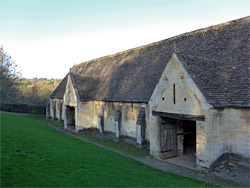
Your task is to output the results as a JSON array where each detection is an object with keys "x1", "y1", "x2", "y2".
[{"x1": 0, "y1": 102, "x2": 46, "y2": 114}]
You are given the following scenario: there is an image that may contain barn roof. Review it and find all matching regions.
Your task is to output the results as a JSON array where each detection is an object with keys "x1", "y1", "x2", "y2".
[
  {"x1": 51, "y1": 16, "x2": 250, "y2": 108},
  {"x1": 50, "y1": 75, "x2": 68, "y2": 99}
]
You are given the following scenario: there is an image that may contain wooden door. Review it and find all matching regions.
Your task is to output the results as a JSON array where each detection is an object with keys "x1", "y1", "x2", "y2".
[{"x1": 160, "y1": 119, "x2": 178, "y2": 159}]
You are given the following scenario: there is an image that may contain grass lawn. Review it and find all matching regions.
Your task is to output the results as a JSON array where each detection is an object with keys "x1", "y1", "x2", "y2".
[
  {"x1": 1, "y1": 113, "x2": 217, "y2": 187},
  {"x1": 45, "y1": 119, "x2": 150, "y2": 157}
]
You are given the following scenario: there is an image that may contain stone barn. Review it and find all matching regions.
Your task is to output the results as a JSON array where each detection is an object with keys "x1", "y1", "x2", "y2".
[{"x1": 47, "y1": 17, "x2": 250, "y2": 168}]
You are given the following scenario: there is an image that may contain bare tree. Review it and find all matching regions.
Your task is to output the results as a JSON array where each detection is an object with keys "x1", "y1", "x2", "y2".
[{"x1": 0, "y1": 46, "x2": 21, "y2": 102}]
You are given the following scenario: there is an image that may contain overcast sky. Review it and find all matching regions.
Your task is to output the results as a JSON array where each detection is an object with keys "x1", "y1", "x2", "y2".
[{"x1": 0, "y1": 0, "x2": 249, "y2": 79}]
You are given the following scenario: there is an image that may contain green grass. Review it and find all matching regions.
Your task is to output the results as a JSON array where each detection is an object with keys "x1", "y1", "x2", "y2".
[
  {"x1": 45, "y1": 119, "x2": 150, "y2": 157},
  {"x1": 79, "y1": 133, "x2": 150, "y2": 157},
  {"x1": 1, "y1": 113, "x2": 217, "y2": 187}
]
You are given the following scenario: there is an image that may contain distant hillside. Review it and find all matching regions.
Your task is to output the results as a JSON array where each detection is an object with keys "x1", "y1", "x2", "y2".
[{"x1": 15, "y1": 78, "x2": 62, "y2": 105}]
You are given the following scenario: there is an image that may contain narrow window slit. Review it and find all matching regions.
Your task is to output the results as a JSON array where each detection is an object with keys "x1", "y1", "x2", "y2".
[{"x1": 173, "y1": 83, "x2": 176, "y2": 104}]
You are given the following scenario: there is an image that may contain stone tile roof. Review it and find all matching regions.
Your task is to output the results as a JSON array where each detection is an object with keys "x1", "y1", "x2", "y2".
[
  {"x1": 51, "y1": 16, "x2": 250, "y2": 107},
  {"x1": 50, "y1": 75, "x2": 68, "y2": 99}
]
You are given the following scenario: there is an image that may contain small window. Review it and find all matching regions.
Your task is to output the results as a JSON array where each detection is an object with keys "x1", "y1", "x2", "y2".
[
  {"x1": 173, "y1": 84, "x2": 176, "y2": 104},
  {"x1": 180, "y1": 76, "x2": 184, "y2": 79},
  {"x1": 184, "y1": 98, "x2": 187, "y2": 101},
  {"x1": 162, "y1": 97, "x2": 165, "y2": 101}
]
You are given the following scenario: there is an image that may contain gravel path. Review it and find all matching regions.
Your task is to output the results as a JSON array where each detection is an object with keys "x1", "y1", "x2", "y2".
[{"x1": 46, "y1": 123, "x2": 246, "y2": 187}]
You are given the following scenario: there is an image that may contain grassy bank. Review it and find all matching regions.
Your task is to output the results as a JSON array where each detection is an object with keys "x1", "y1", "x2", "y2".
[{"x1": 1, "y1": 113, "x2": 216, "y2": 187}]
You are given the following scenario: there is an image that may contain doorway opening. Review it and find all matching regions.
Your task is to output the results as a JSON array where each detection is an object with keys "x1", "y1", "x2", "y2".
[
  {"x1": 165, "y1": 119, "x2": 197, "y2": 169},
  {"x1": 161, "y1": 118, "x2": 197, "y2": 169},
  {"x1": 183, "y1": 120, "x2": 196, "y2": 155},
  {"x1": 152, "y1": 110, "x2": 202, "y2": 169},
  {"x1": 66, "y1": 106, "x2": 75, "y2": 130}
]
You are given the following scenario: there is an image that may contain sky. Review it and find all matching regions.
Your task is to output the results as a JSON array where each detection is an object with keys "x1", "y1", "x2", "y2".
[{"x1": 0, "y1": 0, "x2": 249, "y2": 79}]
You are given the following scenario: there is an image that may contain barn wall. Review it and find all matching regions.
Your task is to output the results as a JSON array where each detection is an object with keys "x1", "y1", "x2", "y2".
[
  {"x1": 56, "y1": 99, "x2": 60, "y2": 119},
  {"x1": 149, "y1": 53, "x2": 213, "y2": 168},
  {"x1": 210, "y1": 108, "x2": 250, "y2": 162},
  {"x1": 63, "y1": 75, "x2": 78, "y2": 129},
  {"x1": 49, "y1": 98, "x2": 64, "y2": 121},
  {"x1": 74, "y1": 100, "x2": 146, "y2": 142},
  {"x1": 49, "y1": 98, "x2": 54, "y2": 118},
  {"x1": 50, "y1": 98, "x2": 57, "y2": 120},
  {"x1": 121, "y1": 103, "x2": 141, "y2": 139},
  {"x1": 64, "y1": 77, "x2": 77, "y2": 107},
  {"x1": 98, "y1": 101, "x2": 144, "y2": 141},
  {"x1": 61, "y1": 100, "x2": 65, "y2": 120},
  {"x1": 103, "y1": 102, "x2": 120, "y2": 133},
  {"x1": 145, "y1": 104, "x2": 151, "y2": 141},
  {"x1": 151, "y1": 53, "x2": 209, "y2": 116},
  {"x1": 76, "y1": 101, "x2": 102, "y2": 131},
  {"x1": 56, "y1": 99, "x2": 64, "y2": 121}
]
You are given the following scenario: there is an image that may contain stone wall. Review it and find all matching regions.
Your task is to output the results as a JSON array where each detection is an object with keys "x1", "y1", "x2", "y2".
[
  {"x1": 145, "y1": 104, "x2": 151, "y2": 141},
  {"x1": 76, "y1": 101, "x2": 103, "y2": 131},
  {"x1": 61, "y1": 98, "x2": 147, "y2": 144},
  {"x1": 121, "y1": 103, "x2": 141, "y2": 139},
  {"x1": 209, "y1": 108, "x2": 250, "y2": 164},
  {"x1": 56, "y1": 99, "x2": 64, "y2": 121},
  {"x1": 102, "y1": 102, "x2": 145, "y2": 142},
  {"x1": 63, "y1": 76, "x2": 77, "y2": 108},
  {"x1": 103, "y1": 102, "x2": 120, "y2": 132},
  {"x1": 148, "y1": 53, "x2": 212, "y2": 167},
  {"x1": 63, "y1": 74, "x2": 79, "y2": 129},
  {"x1": 196, "y1": 119, "x2": 211, "y2": 168},
  {"x1": 150, "y1": 53, "x2": 210, "y2": 116},
  {"x1": 49, "y1": 98, "x2": 54, "y2": 119},
  {"x1": 49, "y1": 98, "x2": 64, "y2": 121}
]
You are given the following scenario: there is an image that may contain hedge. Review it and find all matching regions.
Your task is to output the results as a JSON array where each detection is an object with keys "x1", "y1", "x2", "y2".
[{"x1": 0, "y1": 102, "x2": 46, "y2": 114}]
